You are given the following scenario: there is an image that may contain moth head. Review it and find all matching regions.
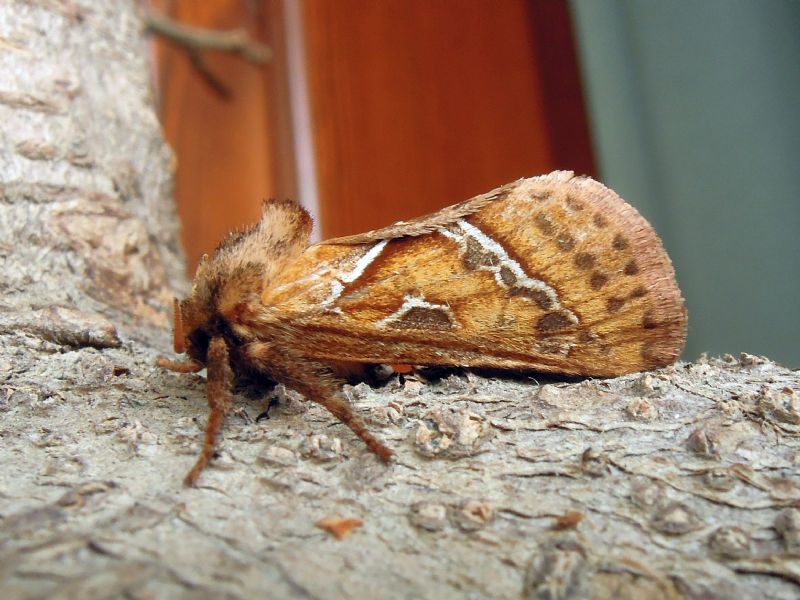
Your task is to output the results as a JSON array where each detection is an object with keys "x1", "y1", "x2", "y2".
[{"x1": 169, "y1": 199, "x2": 313, "y2": 363}]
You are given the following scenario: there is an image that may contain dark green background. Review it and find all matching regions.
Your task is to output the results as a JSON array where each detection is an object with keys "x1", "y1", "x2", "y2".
[{"x1": 570, "y1": 0, "x2": 800, "y2": 367}]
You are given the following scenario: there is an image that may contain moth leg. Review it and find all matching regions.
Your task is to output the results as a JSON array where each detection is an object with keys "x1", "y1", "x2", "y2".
[
  {"x1": 302, "y1": 373, "x2": 393, "y2": 463},
  {"x1": 184, "y1": 336, "x2": 234, "y2": 486},
  {"x1": 156, "y1": 357, "x2": 204, "y2": 373},
  {"x1": 245, "y1": 342, "x2": 393, "y2": 463}
]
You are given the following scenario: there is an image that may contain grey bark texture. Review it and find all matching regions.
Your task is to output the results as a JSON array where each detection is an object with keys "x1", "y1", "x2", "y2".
[{"x1": 1, "y1": 2, "x2": 800, "y2": 599}]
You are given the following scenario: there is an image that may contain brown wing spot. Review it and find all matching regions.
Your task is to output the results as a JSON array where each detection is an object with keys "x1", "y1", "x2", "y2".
[
  {"x1": 624, "y1": 260, "x2": 639, "y2": 276},
  {"x1": 499, "y1": 265, "x2": 517, "y2": 286},
  {"x1": 530, "y1": 191, "x2": 551, "y2": 202},
  {"x1": 537, "y1": 310, "x2": 573, "y2": 333},
  {"x1": 629, "y1": 286, "x2": 648, "y2": 299},
  {"x1": 574, "y1": 252, "x2": 596, "y2": 270},
  {"x1": 590, "y1": 272, "x2": 608, "y2": 290},
  {"x1": 557, "y1": 233, "x2": 576, "y2": 251},
  {"x1": 642, "y1": 310, "x2": 658, "y2": 329},
  {"x1": 640, "y1": 340, "x2": 665, "y2": 367},
  {"x1": 463, "y1": 237, "x2": 497, "y2": 270},
  {"x1": 512, "y1": 286, "x2": 553, "y2": 310},
  {"x1": 607, "y1": 297, "x2": 625, "y2": 313},
  {"x1": 534, "y1": 213, "x2": 556, "y2": 236},
  {"x1": 612, "y1": 233, "x2": 629, "y2": 251},
  {"x1": 641, "y1": 338, "x2": 682, "y2": 368},
  {"x1": 593, "y1": 213, "x2": 608, "y2": 228},
  {"x1": 391, "y1": 306, "x2": 454, "y2": 330},
  {"x1": 565, "y1": 194, "x2": 584, "y2": 212}
]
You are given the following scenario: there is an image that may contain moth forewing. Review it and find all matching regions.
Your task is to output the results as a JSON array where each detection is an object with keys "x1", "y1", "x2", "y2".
[
  {"x1": 161, "y1": 172, "x2": 687, "y2": 484},
  {"x1": 262, "y1": 172, "x2": 686, "y2": 377}
]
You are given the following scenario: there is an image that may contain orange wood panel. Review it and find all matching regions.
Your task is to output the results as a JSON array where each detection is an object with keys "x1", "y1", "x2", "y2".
[
  {"x1": 155, "y1": 1, "x2": 295, "y2": 273},
  {"x1": 301, "y1": 0, "x2": 594, "y2": 239},
  {"x1": 527, "y1": 0, "x2": 595, "y2": 175}
]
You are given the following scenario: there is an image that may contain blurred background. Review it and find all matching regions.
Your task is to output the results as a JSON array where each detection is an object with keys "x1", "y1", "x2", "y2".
[{"x1": 151, "y1": 0, "x2": 800, "y2": 367}]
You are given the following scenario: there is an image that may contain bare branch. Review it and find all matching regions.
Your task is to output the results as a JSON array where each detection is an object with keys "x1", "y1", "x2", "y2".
[{"x1": 142, "y1": 6, "x2": 272, "y2": 65}]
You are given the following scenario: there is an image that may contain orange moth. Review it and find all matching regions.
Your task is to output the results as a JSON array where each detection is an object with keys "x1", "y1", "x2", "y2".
[{"x1": 157, "y1": 171, "x2": 687, "y2": 485}]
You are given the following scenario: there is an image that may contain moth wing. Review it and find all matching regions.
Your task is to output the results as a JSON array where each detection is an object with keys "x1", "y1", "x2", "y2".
[
  {"x1": 262, "y1": 172, "x2": 686, "y2": 376},
  {"x1": 323, "y1": 177, "x2": 523, "y2": 245}
]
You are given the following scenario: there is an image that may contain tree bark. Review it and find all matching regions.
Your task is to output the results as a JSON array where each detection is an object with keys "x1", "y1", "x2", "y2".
[{"x1": 1, "y1": 2, "x2": 799, "y2": 599}]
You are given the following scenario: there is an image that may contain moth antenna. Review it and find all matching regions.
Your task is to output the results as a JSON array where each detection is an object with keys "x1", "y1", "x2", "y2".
[
  {"x1": 173, "y1": 297, "x2": 187, "y2": 354},
  {"x1": 184, "y1": 336, "x2": 234, "y2": 486}
]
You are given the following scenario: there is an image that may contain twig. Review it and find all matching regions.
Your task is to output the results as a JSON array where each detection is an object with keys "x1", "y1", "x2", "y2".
[
  {"x1": 142, "y1": 7, "x2": 272, "y2": 65},
  {"x1": 188, "y1": 50, "x2": 231, "y2": 99}
]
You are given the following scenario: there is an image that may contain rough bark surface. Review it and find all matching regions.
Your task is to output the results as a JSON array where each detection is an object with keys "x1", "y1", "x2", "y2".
[{"x1": 2, "y1": 2, "x2": 800, "y2": 599}]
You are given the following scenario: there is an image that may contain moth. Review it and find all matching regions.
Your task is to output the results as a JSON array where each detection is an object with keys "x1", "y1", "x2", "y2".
[{"x1": 158, "y1": 171, "x2": 687, "y2": 485}]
